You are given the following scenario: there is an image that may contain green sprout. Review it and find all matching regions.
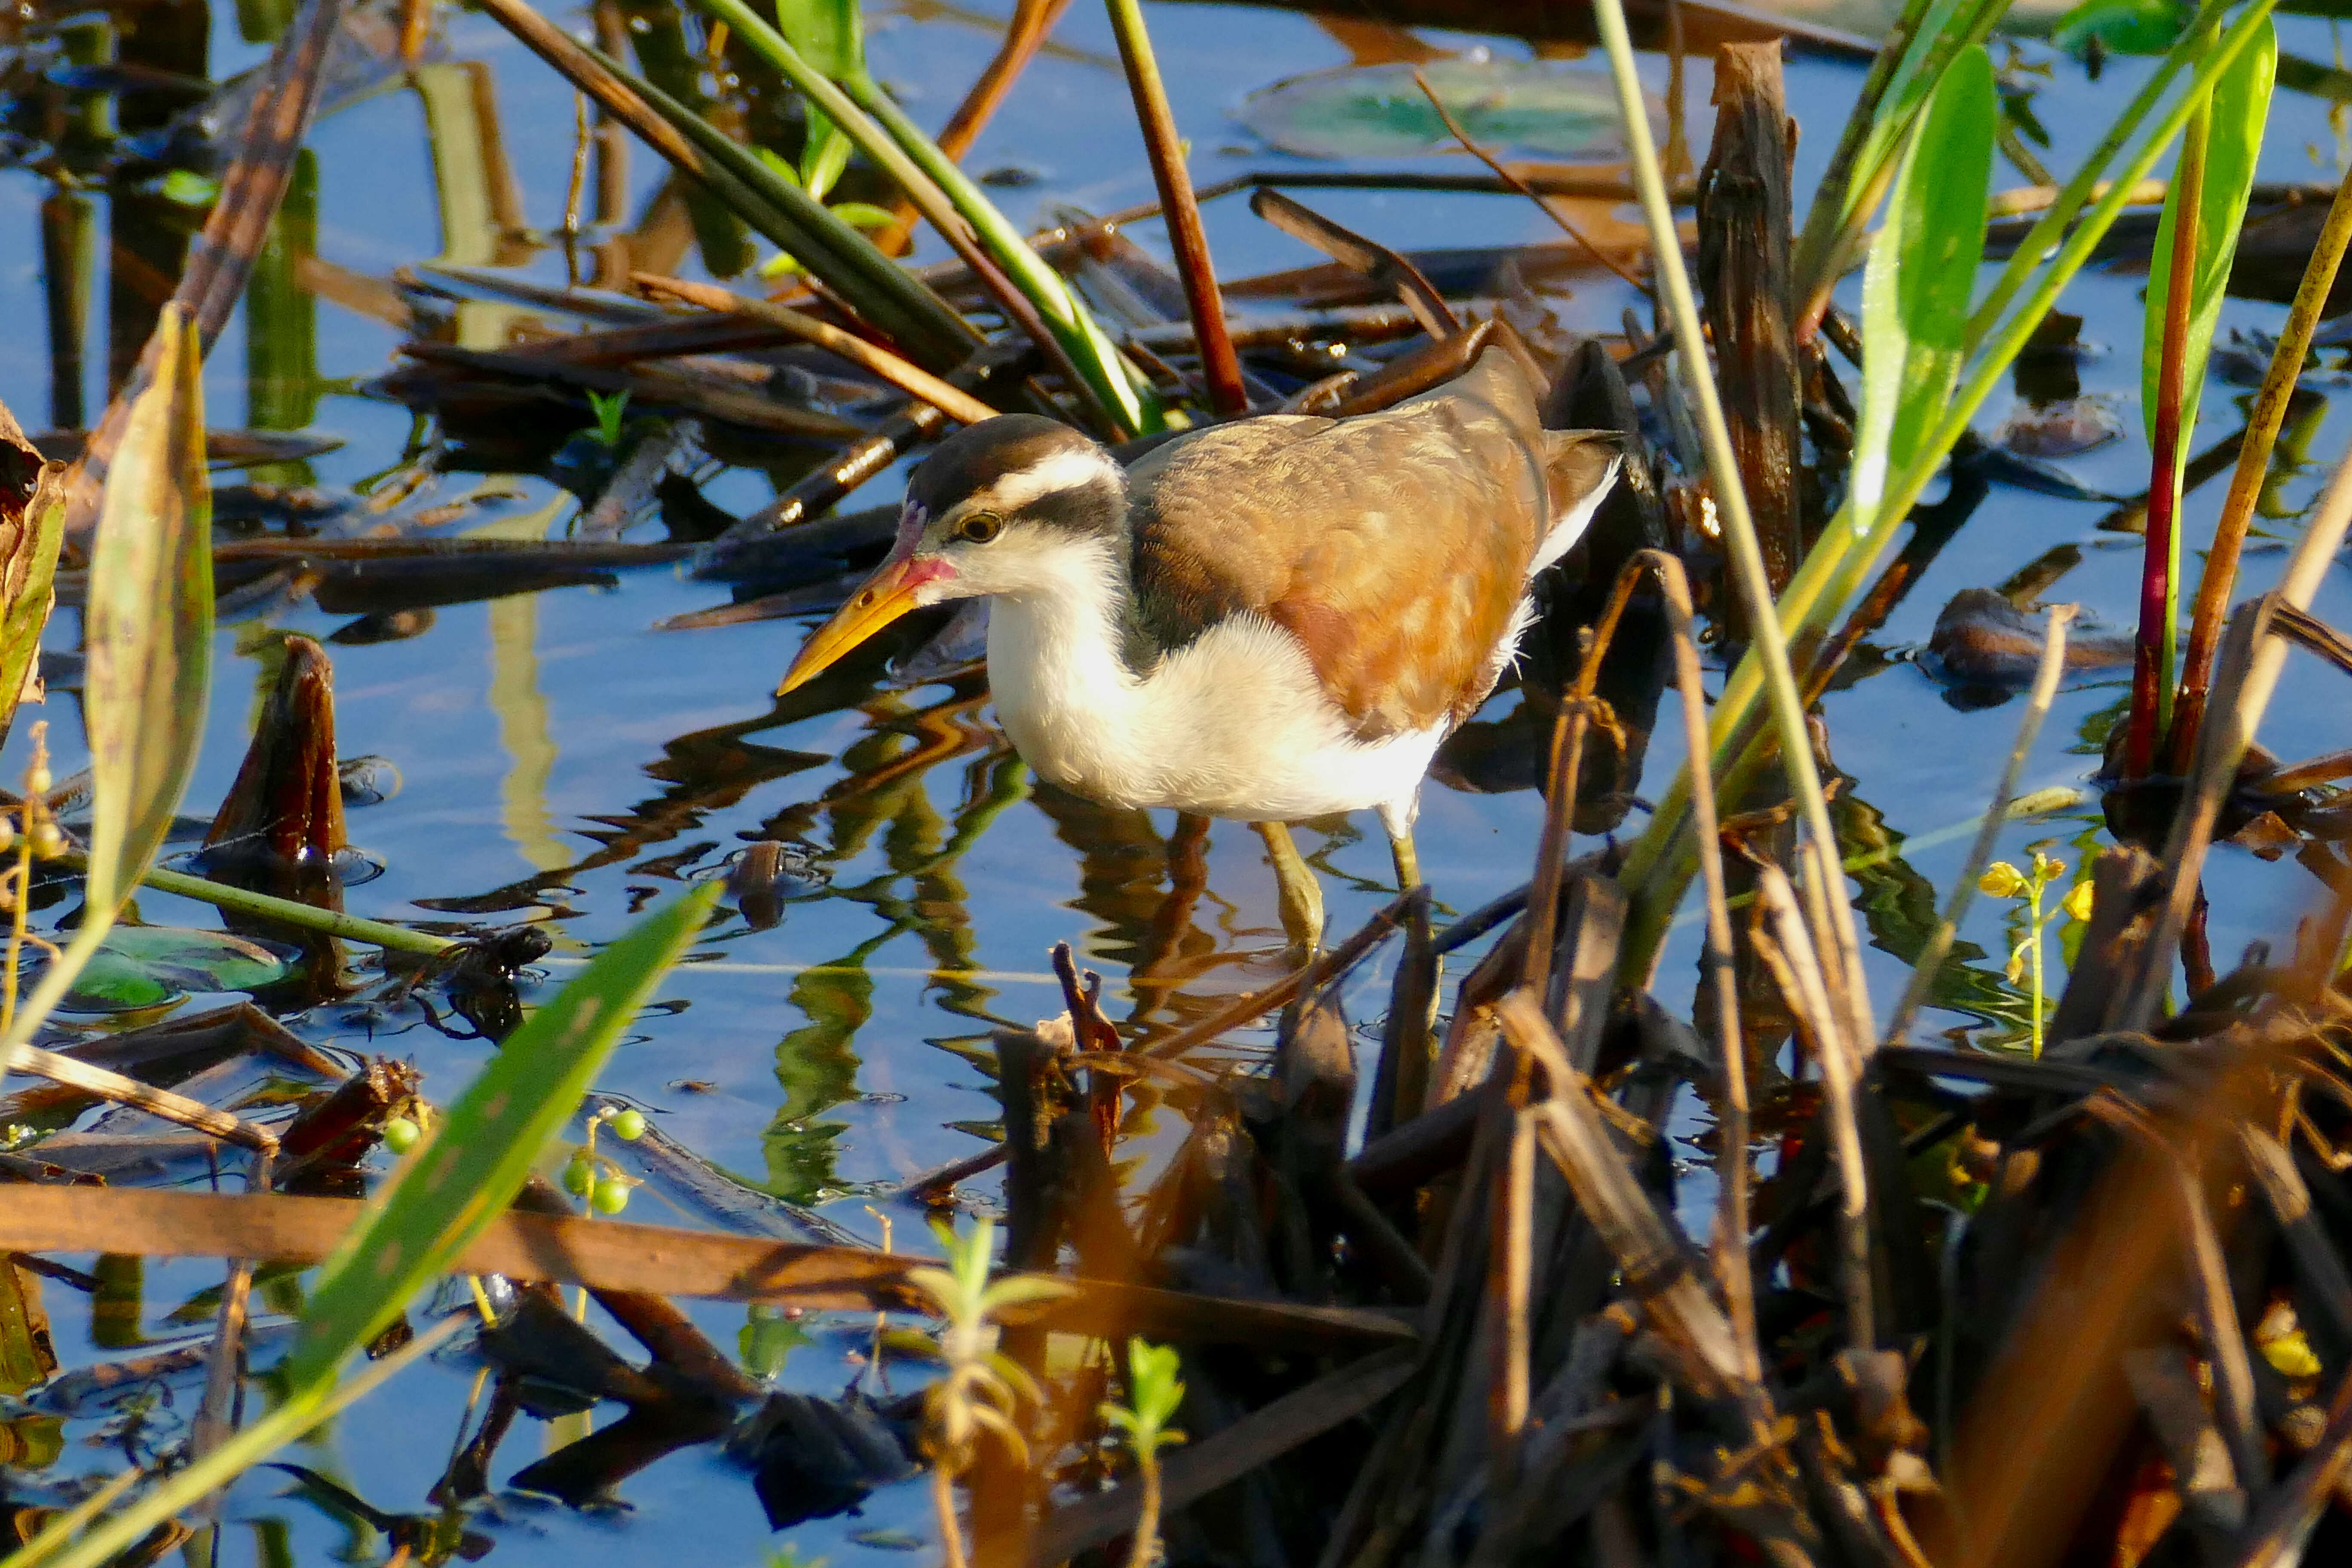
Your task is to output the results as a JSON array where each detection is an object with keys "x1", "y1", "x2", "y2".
[
  {"x1": 1100, "y1": 1340, "x2": 1187, "y2": 1568},
  {"x1": 905, "y1": 1216, "x2": 1072, "y2": 1568},
  {"x1": 1978, "y1": 848, "x2": 2094, "y2": 1057},
  {"x1": 582, "y1": 389, "x2": 632, "y2": 449}
]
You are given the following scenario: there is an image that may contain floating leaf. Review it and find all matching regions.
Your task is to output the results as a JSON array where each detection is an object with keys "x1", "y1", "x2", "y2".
[
  {"x1": 1853, "y1": 46, "x2": 1996, "y2": 529},
  {"x1": 59, "y1": 926, "x2": 295, "y2": 1012},
  {"x1": 281, "y1": 882, "x2": 720, "y2": 1393},
  {"x1": 1237, "y1": 58, "x2": 1643, "y2": 162}
]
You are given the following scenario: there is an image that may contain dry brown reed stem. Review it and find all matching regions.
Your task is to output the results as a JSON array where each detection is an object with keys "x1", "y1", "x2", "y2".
[
  {"x1": 1409, "y1": 68, "x2": 1645, "y2": 291},
  {"x1": 2085, "y1": 1095, "x2": 2266, "y2": 1491},
  {"x1": 4, "y1": 1044, "x2": 277, "y2": 1152},
  {"x1": 2117, "y1": 443, "x2": 2352, "y2": 1032},
  {"x1": 1522, "y1": 556, "x2": 1651, "y2": 1003},
  {"x1": 1639, "y1": 550, "x2": 1761, "y2": 1380},
  {"x1": 1750, "y1": 865, "x2": 1875, "y2": 1351},
  {"x1": 1495, "y1": 991, "x2": 1768, "y2": 1420},
  {"x1": 1936, "y1": 1048, "x2": 2274, "y2": 1568},
  {"x1": 1883, "y1": 605, "x2": 2076, "y2": 1046},
  {"x1": 1103, "y1": 0, "x2": 1247, "y2": 416},
  {"x1": 1248, "y1": 189, "x2": 1460, "y2": 339},
  {"x1": 2170, "y1": 171, "x2": 2352, "y2": 770},
  {"x1": 1492, "y1": 1109, "x2": 1536, "y2": 1478},
  {"x1": 191, "y1": 1144, "x2": 274, "y2": 1518},
  {"x1": 0, "y1": 1186, "x2": 1413, "y2": 1352},
  {"x1": 632, "y1": 273, "x2": 1003, "y2": 424}
]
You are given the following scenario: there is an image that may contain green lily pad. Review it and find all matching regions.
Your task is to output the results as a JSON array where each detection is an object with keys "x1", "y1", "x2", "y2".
[
  {"x1": 1236, "y1": 58, "x2": 1646, "y2": 162},
  {"x1": 61, "y1": 926, "x2": 296, "y2": 1012}
]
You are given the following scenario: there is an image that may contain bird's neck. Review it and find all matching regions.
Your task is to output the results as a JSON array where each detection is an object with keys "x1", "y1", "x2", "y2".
[{"x1": 983, "y1": 534, "x2": 1159, "y2": 770}]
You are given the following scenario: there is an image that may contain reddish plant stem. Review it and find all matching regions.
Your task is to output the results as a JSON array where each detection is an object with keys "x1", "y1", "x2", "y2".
[
  {"x1": 2125, "y1": 114, "x2": 2206, "y2": 780},
  {"x1": 2168, "y1": 175, "x2": 2352, "y2": 771},
  {"x1": 1102, "y1": 0, "x2": 1248, "y2": 416}
]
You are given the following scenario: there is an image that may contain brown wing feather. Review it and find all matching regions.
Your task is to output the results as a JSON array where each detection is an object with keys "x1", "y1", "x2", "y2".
[{"x1": 1128, "y1": 340, "x2": 1590, "y2": 741}]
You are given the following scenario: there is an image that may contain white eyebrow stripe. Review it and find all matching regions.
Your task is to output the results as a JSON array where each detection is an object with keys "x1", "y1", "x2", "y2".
[{"x1": 960, "y1": 445, "x2": 1124, "y2": 516}]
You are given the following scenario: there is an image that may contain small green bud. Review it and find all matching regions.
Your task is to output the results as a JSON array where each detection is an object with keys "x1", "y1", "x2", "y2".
[
  {"x1": 591, "y1": 1175, "x2": 634, "y2": 1215},
  {"x1": 563, "y1": 1153, "x2": 596, "y2": 1197},
  {"x1": 383, "y1": 1116, "x2": 421, "y2": 1154},
  {"x1": 609, "y1": 1109, "x2": 646, "y2": 1142}
]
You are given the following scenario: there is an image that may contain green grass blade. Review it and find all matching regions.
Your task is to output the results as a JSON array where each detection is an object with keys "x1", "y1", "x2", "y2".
[
  {"x1": 2141, "y1": 16, "x2": 2273, "y2": 447},
  {"x1": 686, "y1": 0, "x2": 1163, "y2": 437},
  {"x1": 1854, "y1": 46, "x2": 1995, "y2": 529},
  {"x1": 775, "y1": 0, "x2": 860, "y2": 198},
  {"x1": 279, "y1": 882, "x2": 721, "y2": 1391},
  {"x1": 1615, "y1": 0, "x2": 2281, "y2": 974},
  {"x1": 594, "y1": 43, "x2": 977, "y2": 371}
]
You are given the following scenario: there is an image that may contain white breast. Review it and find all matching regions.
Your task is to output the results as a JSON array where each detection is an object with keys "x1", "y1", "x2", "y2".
[{"x1": 990, "y1": 600, "x2": 1450, "y2": 822}]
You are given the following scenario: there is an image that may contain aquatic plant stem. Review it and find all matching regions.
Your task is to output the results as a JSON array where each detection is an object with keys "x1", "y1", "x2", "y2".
[
  {"x1": 2129, "y1": 102, "x2": 2208, "y2": 778},
  {"x1": 1615, "y1": 0, "x2": 2278, "y2": 974},
  {"x1": 1102, "y1": 0, "x2": 1247, "y2": 416},
  {"x1": 46, "y1": 849, "x2": 457, "y2": 956},
  {"x1": 1589, "y1": 0, "x2": 1871, "y2": 1032},
  {"x1": 2170, "y1": 175, "x2": 2352, "y2": 770}
]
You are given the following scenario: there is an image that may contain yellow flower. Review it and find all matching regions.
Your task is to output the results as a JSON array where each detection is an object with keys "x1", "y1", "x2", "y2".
[
  {"x1": 1979, "y1": 862, "x2": 2028, "y2": 899},
  {"x1": 2063, "y1": 881, "x2": 2095, "y2": 922}
]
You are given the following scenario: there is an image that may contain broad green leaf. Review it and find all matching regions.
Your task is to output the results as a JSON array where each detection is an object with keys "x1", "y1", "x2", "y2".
[
  {"x1": 1852, "y1": 46, "x2": 1996, "y2": 530},
  {"x1": 776, "y1": 0, "x2": 861, "y2": 198},
  {"x1": 85, "y1": 304, "x2": 214, "y2": 921},
  {"x1": 60, "y1": 926, "x2": 294, "y2": 1012},
  {"x1": 281, "y1": 882, "x2": 720, "y2": 1392},
  {"x1": 2142, "y1": 17, "x2": 2274, "y2": 446},
  {"x1": 0, "y1": 408, "x2": 67, "y2": 750}
]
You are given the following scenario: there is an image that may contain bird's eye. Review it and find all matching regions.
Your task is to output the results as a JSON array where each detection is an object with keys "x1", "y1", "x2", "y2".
[{"x1": 956, "y1": 511, "x2": 1003, "y2": 544}]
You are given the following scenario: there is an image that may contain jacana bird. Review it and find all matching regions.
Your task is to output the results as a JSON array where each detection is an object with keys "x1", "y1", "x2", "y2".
[{"x1": 777, "y1": 329, "x2": 1620, "y2": 952}]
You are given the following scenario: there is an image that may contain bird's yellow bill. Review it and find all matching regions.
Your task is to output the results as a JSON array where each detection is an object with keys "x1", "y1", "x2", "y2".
[{"x1": 776, "y1": 553, "x2": 932, "y2": 696}]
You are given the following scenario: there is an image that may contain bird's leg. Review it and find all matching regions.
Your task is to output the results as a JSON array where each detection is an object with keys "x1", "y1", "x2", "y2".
[
  {"x1": 1253, "y1": 821, "x2": 1324, "y2": 959},
  {"x1": 1387, "y1": 824, "x2": 1422, "y2": 892}
]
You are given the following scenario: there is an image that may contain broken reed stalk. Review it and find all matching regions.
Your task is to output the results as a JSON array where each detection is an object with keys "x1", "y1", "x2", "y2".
[
  {"x1": 1640, "y1": 550, "x2": 1761, "y2": 1380},
  {"x1": 1589, "y1": 0, "x2": 1874, "y2": 1025},
  {"x1": 1408, "y1": 69, "x2": 1642, "y2": 290},
  {"x1": 1751, "y1": 866, "x2": 1875, "y2": 1350},
  {"x1": 2170, "y1": 172, "x2": 2352, "y2": 769},
  {"x1": 2127, "y1": 102, "x2": 2209, "y2": 778},
  {"x1": 631, "y1": 273, "x2": 1002, "y2": 424},
  {"x1": 2117, "y1": 440, "x2": 2352, "y2": 1030},
  {"x1": 191, "y1": 1144, "x2": 274, "y2": 1507},
  {"x1": 1696, "y1": 42, "x2": 1802, "y2": 599},
  {"x1": 1101, "y1": 0, "x2": 1247, "y2": 416},
  {"x1": 0, "y1": 1042, "x2": 275, "y2": 1151},
  {"x1": 1883, "y1": 605, "x2": 2074, "y2": 1045}
]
